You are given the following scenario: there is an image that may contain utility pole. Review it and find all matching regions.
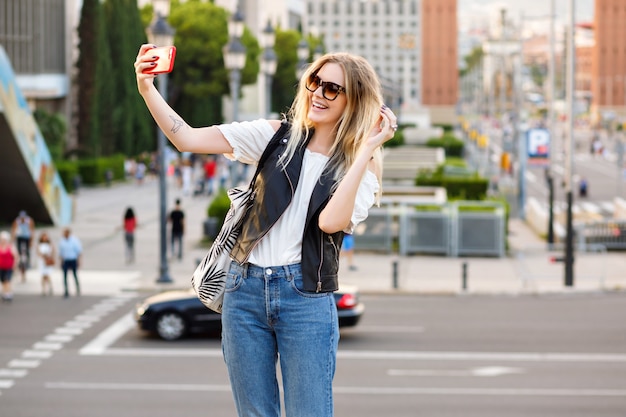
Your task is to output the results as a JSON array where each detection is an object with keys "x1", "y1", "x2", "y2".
[
  {"x1": 564, "y1": 0, "x2": 576, "y2": 287},
  {"x1": 547, "y1": 0, "x2": 556, "y2": 247}
]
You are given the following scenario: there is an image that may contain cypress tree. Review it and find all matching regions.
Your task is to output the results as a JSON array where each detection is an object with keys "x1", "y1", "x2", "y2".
[
  {"x1": 104, "y1": 0, "x2": 152, "y2": 156},
  {"x1": 76, "y1": 0, "x2": 113, "y2": 157}
]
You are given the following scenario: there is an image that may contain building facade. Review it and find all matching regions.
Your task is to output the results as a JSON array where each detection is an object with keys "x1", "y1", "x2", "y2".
[
  {"x1": 420, "y1": 0, "x2": 457, "y2": 123},
  {"x1": 591, "y1": 0, "x2": 626, "y2": 121},
  {"x1": 304, "y1": 0, "x2": 457, "y2": 125}
]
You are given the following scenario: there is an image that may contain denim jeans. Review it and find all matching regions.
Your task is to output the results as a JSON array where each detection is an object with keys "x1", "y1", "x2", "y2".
[{"x1": 222, "y1": 262, "x2": 339, "y2": 417}]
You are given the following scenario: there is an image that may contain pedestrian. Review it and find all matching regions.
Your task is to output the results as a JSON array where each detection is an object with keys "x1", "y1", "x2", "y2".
[
  {"x1": 341, "y1": 233, "x2": 357, "y2": 271},
  {"x1": 0, "y1": 231, "x2": 17, "y2": 301},
  {"x1": 37, "y1": 232, "x2": 55, "y2": 296},
  {"x1": 579, "y1": 177, "x2": 588, "y2": 198},
  {"x1": 58, "y1": 228, "x2": 82, "y2": 298},
  {"x1": 11, "y1": 210, "x2": 35, "y2": 282},
  {"x1": 168, "y1": 199, "x2": 185, "y2": 260},
  {"x1": 123, "y1": 207, "x2": 137, "y2": 264},
  {"x1": 203, "y1": 156, "x2": 217, "y2": 195},
  {"x1": 136, "y1": 48, "x2": 395, "y2": 417},
  {"x1": 181, "y1": 158, "x2": 193, "y2": 196},
  {"x1": 135, "y1": 161, "x2": 146, "y2": 185}
]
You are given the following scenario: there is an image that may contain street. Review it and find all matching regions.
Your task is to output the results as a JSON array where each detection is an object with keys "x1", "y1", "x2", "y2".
[{"x1": 1, "y1": 293, "x2": 625, "y2": 416}]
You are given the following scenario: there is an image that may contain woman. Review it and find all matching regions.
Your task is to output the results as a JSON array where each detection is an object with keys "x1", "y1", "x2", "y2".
[
  {"x1": 123, "y1": 207, "x2": 137, "y2": 264},
  {"x1": 37, "y1": 232, "x2": 55, "y2": 296},
  {"x1": 135, "y1": 46, "x2": 397, "y2": 417},
  {"x1": 0, "y1": 231, "x2": 17, "y2": 301}
]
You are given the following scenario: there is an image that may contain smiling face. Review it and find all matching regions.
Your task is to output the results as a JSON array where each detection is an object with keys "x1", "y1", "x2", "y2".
[{"x1": 306, "y1": 63, "x2": 347, "y2": 129}]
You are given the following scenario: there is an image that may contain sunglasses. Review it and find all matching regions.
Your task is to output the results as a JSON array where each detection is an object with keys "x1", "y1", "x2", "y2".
[{"x1": 305, "y1": 74, "x2": 345, "y2": 101}]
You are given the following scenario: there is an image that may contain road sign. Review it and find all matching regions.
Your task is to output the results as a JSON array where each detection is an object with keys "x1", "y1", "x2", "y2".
[{"x1": 527, "y1": 128, "x2": 550, "y2": 167}]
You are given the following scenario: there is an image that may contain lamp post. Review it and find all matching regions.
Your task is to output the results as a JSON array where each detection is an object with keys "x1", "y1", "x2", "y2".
[
  {"x1": 296, "y1": 39, "x2": 309, "y2": 80},
  {"x1": 148, "y1": 0, "x2": 175, "y2": 284},
  {"x1": 260, "y1": 20, "x2": 277, "y2": 118},
  {"x1": 224, "y1": 8, "x2": 246, "y2": 122},
  {"x1": 313, "y1": 44, "x2": 324, "y2": 61}
]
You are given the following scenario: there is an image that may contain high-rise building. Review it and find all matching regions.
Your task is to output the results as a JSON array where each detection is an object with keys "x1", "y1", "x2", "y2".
[
  {"x1": 305, "y1": 0, "x2": 458, "y2": 125},
  {"x1": 420, "y1": 0, "x2": 458, "y2": 123},
  {"x1": 591, "y1": 0, "x2": 626, "y2": 121}
]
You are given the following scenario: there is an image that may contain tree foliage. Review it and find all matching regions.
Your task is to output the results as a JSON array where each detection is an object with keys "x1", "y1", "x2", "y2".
[
  {"x1": 167, "y1": 0, "x2": 259, "y2": 126},
  {"x1": 103, "y1": 0, "x2": 153, "y2": 156},
  {"x1": 76, "y1": 0, "x2": 113, "y2": 157},
  {"x1": 460, "y1": 46, "x2": 484, "y2": 77}
]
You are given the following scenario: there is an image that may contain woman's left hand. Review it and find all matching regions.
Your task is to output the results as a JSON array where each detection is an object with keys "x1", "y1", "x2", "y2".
[{"x1": 367, "y1": 105, "x2": 398, "y2": 148}]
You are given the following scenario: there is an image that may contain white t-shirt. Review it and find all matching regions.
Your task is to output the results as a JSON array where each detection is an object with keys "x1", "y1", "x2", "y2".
[{"x1": 217, "y1": 119, "x2": 379, "y2": 267}]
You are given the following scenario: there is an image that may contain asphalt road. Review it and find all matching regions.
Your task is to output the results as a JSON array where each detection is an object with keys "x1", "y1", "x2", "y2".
[{"x1": 1, "y1": 292, "x2": 625, "y2": 417}]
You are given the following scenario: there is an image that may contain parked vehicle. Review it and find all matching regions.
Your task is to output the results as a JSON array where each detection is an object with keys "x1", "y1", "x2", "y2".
[{"x1": 135, "y1": 285, "x2": 365, "y2": 341}]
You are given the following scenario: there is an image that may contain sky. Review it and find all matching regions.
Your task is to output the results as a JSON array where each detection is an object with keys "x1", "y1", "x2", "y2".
[{"x1": 458, "y1": 0, "x2": 594, "y2": 33}]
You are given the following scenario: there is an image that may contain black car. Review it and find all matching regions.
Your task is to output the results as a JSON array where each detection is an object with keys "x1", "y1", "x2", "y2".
[{"x1": 135, "y1": 285, "x2": 365, "y2": 340}]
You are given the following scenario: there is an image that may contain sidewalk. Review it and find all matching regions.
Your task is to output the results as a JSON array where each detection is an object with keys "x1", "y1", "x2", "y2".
[{"x1": 10, "y1": 177, "x2": 626, "y2": 297}]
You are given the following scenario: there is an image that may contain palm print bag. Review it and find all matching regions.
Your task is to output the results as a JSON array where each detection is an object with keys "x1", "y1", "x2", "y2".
[{"x1": 191, "y1": 121, "x2": 289, "y2": 313}]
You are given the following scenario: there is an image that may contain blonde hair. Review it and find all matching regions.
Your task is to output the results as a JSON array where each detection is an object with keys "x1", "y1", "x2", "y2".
[
  {"x1": 0, "y1": 231, "x2": 10, "y2": 241},
  {"x1": 279, "y1": 52, "x2": 383, "y2": 204}
]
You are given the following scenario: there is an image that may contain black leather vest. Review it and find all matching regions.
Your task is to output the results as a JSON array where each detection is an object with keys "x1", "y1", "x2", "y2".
[{"x1": 230, "y1": 125, "x2": 344, "y2": 293}]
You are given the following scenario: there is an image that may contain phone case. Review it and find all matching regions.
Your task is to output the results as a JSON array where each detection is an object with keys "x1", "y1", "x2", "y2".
[{"x1": 143, "y1": 46, "x2": 176, "y2": 74}]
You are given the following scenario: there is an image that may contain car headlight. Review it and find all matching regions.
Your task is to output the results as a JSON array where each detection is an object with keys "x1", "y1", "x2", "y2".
[{"x1": 135, "y1": 303, "x2": 148, "y2": 316}]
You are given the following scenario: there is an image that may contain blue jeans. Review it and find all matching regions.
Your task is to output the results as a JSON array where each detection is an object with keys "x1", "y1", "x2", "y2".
[{"x1": 222, "y1": 262, "x2": 339, "y2": 417}]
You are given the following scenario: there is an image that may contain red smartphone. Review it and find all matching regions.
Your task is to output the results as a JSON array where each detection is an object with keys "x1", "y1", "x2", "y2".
[{"x1": 142, "y1": 46, "x2": 176, "y2": 74}]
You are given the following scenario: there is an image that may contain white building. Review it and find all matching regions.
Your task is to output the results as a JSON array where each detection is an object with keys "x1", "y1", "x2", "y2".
[{"x1": 304, "y1": 0, "x2": 420, "y2": 108}]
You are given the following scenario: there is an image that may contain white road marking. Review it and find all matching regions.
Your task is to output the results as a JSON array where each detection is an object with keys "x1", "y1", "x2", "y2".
[
  {"x1": 80, "y1": 313, "x2": 134, "y2": 355},
  {"x1": 88, "y1": 347, "x2": 626, "y2": 364},
  {"x1": 45, "y1": 334, "x2": 74, "y2": 343},
  {"x1": 388, "y1": 366, "x2": 525, "y2": 377},
  {"x1": 43, "y1": 381, "x2": 626, "y2": 397},
  {"x1": 0, "y1": 369, "x2": 27, "y2": 378},
  {"x1": 338, "y1": 350, "x2": 626, "y2": 362},
  {"x1": 54, "y1": 327, "x2": 84, "y2": 335},
  {"x1": 33, "y1": 342, "x2": 63, "y2": 351},
  {"x1": 46, "y1": 381, "x2": 231, "y2": 392},
  {"x1": 74, "y1": 314, "x2": 101, "y2": 323},
  {"x1": 22, "y1": 350, "x2": 53, "y2": 359},
  {"x1": 64, "y1": 320, "x2": 94, "y2": 329},
  {"x1": 0, "y1": 380, "x2": 14, "y2": 389},
  {"x1": 354, "y1": 326, "x2": 425, "y2": 333},
  {"x1": 8, "y1": 360, "x2": 40, "y2": 368}
]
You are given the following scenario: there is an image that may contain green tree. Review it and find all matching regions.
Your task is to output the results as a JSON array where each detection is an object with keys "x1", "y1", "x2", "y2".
[
  {"x1": 166, "y1": 0, "x2": 259, "y2": 126},
  {"x1": 272, "y1": 29, "x2": 300, "y2": 115},
  {"x1": 34, "y1": 109, "x2": 67, "y2": 161},
  {"x1": 104, "y1": 0, "x2": 153, "y2": 156},
  {"x1": 76, "y1": 0, "x2": 113, "y2": 157},
  {"x1": 460, "y1": 46, "x2": 484, "y2": 77}
]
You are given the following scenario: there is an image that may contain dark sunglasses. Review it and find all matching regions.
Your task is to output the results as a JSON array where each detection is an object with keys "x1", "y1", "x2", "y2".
[{"x1": 305, "y1": 74, "x2": 345, "y2": 101}]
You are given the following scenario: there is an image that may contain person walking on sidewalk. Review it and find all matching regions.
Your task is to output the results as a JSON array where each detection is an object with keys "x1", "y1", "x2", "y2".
[
  {"x1": 136, "y1": 47, "x2": 395, "y2": 417},
  {"x1": 37, "y1": 232, "x2": 55, "y2": 296},
  {"x1": 0, "y1": 231, "x2": 17, "y2": 301},
  {"x1": 123, "y1": 207, "x2": 137, "y2": 264},
  {"x1": 11, "y1": 210, "x2": 35, "y2": 282},
  {"x1": 168, "y1": 199, "x2": 185, "y2": 260},
  {"x1": 58, "y1": 228, "x2": 82, "y2": 298}
]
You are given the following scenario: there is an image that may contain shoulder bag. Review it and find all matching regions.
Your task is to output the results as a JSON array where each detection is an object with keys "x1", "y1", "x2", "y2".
[{"x1": 191, "y1": 121, "x2": 290, "y2": 313}]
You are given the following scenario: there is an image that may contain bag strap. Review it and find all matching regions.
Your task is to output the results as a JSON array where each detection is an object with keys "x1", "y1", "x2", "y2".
[{"x1": 248, "y1": 120, "x2": 290, "y2": 188}]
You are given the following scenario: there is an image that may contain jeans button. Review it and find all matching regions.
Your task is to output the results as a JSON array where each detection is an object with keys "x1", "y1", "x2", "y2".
[{"x1": 265, "y1": 268, "x2": 272, "y2": 275}]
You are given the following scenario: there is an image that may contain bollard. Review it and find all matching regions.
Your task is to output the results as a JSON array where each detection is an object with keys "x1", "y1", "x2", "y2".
[
  {"x1": 392, "y1": 259, "x2": 398, "y2": 289},
  {"x1": 461, "y1": 261, "x2": 468, "y2": 291}
]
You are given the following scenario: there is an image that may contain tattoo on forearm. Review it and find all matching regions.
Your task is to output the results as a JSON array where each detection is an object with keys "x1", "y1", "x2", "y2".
[{"x1": 169, "y1": 115, "x2": 184, "y2": 133}]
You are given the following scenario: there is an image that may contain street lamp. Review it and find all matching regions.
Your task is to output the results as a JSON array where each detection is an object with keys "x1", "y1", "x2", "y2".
[
  {"x1": 296, "y1": 38, "x2": 309, "y2": 80},
  {"x1": 148, "y1": 0, "x2": 175, "y2": 284},
  {"x1": 260, "y1": 20, "x2": 277, "y2": 118},
  {"x1": 313, "y1": 44, "x2": 324, "y2": 61},
  {"x1": 224, "y1": 7, "x2": 246, "y2": 122}
]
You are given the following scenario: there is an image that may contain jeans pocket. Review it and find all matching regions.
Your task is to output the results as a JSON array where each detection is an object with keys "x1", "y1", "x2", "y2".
[
  {"x1": 225, "y1": 267, "x2": 243, "y2": 293},
  {"x1": 290, "y1": 275, "x2": 329, "y2": 299}
]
